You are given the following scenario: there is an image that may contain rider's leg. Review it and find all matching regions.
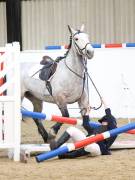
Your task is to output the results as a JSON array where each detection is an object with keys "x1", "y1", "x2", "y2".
[
  {"x1": 50, "y1": 126, "x2": 87, "y2": 150},
  {"x1": 67, "y1": 127, "x2": 101, "y2": 156},
  {"x1": 50, "y1": 131, "x2": 70, "y2": 150},
  {"x1": 59, "y1": 142, "x2": 101, "y2": 159},
  {"x1": 84, "y1": 143, "x2": 101, "y2": 156},
  {"x1": 52, "y1": 126, "x2": 101, "y2": 158},
  {"x1": 66, "y1": 126, "x2": 86, "y2": 141}
]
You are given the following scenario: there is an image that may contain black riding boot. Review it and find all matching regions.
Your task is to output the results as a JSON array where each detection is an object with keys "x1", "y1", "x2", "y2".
[
  {"x1": 58, "y1": 148, "x2": 90, "y2": 159},
  {"x1": 50, "y1": 131, "x2": 70, "y2": 150},
  {"x1": 83, "y1": 115, "x2": 94, "y2": 136}
]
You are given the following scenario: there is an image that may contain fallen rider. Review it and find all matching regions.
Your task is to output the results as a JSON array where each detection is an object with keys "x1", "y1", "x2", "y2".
[{"x1": 49, "y1": 101, "x2": 117, "y2": 159}]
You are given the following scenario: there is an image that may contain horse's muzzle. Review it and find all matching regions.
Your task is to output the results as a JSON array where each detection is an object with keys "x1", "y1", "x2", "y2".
[
  {"x1": 85, "y1": 44, "x2": 94, "y2": 59},
  {"x1": 86, "y1": 49, "x2": 94, "y2": 59}
]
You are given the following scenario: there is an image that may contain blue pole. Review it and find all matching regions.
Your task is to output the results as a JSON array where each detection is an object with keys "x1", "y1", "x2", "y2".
[
  {"x1": 126, "y1": 43, "x2": 135, "y2": 47},
  {"x1": 89, "y1": 121, "x2": 101, "y2": 128},
  {"x1": 110, "y1": 123, "x2": 135, "y2": 137},
  {"x1": 91, "y1": 43, "x2": 101, "y2": 48},
  {"x1": 21, "y1": 109, "x2": 46, "y2": 120},
  {"x1": 36, "y1": 122, "x2": 135, "y2": 163},
  {"x1": 36, "y1": 146, "x2": 69, "y2": 162},
  {"x1": 45, "y1": 45, "x2": 62, "y2": 50}
]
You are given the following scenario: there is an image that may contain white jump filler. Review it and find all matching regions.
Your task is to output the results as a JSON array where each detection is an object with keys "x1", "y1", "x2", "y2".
[{"x1": 0, "y1": 42, "x2": 21, "y2": 161}]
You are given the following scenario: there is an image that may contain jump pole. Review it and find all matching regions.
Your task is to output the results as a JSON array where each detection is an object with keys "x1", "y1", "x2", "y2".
[
  {"x1": 35, "y1": 122, "x2": 135, "y2": 162},
  {"x1": 21, "y1": 109, "x2": 100, "y2": 127},
  {"x1": 21, "y1": 109, "x2": 46, "y2": 119},
  {"x1": 21, "y1": 109, "x2": 135, "y2": 134}
]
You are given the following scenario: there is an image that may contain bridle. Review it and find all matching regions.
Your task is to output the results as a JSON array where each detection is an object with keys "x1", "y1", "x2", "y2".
[
  {"x1": 64, "y1": 31, "x2": 103, "y2": 110},
  {"x1": 31, "y1": 30, "x2": 103, "y2": 111},
  {"x1": 72, "y1": 31, "x2": 92, "y2": 58},
  {"x1": 64, "y1": 31, "x2": 87, "y2": 79}
]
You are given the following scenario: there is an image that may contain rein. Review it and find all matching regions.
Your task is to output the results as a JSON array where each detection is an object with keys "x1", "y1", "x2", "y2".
[
  {"x1": 30, "y1": 32, "x2": 102, "y2": 111},
  {"x1": 64, "y1": 33, "x2": 103, "y2": 110},
  {"x1": 31, "y1": 68, "x2": 42, "y2": 78},
  {"x1": 78, "y1": 58, "x2": 103, "y2": 110},
  {"x1": 86, "y1": 71, "x2": 103, "y2": 110},
  {"x1": 64, "y1": 58, "x2": 85, "y2": 79}
]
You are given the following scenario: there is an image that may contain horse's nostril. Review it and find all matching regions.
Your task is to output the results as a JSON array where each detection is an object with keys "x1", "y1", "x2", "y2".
[
  {"x1": 87, "y1": 50, "x2": 94, "y2": 59},
  {"x1": 87, "y1": 50, "x2": 90, "y2": 54}
]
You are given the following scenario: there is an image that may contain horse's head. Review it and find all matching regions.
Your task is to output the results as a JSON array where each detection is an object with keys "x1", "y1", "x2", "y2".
[{"x1": 68, "y1": 25, "x2": 94, "y2": 59}]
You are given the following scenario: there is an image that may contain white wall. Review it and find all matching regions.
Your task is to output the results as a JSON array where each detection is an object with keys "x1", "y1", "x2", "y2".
[
  {"x1": 88, "y1": 48, "x2": 135, "y2": 118},
  {"x1": 21, "y1": 48, "x2": 135, "y2": 118},
  {"x1": 21, "y1": 0, "x2": 135, "y2": 49}
]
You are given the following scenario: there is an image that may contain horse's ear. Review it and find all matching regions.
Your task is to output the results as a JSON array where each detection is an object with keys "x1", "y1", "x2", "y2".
[
  {"x1": 68, "y1": 25, "x2": 72, "y2": 35},
  {"x1": 68, "y1": 25, "x2": 76, "y2": 35},
  {"x1": 80, "y1": 24, "x2": 85, "y2": 32}
]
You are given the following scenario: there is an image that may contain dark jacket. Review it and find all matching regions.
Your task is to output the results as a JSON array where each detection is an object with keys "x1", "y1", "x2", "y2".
[
  {"x1": 59, "y1": 108, "x2": 117, "y2": 158},
  {"x1": 95, "y1": 108, "x2": 117, "y2": 154}
]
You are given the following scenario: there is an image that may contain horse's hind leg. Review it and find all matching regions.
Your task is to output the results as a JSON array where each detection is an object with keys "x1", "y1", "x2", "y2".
[{"x1": 25, "y1": 92, "x2": 48, "y2": 142}]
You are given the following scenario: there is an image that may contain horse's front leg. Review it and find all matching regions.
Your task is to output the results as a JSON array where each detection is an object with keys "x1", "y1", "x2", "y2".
[
  {"x1": 78, "y1": 93, "x2": 94, "y2": 135},
  {"x1": 49, "y1": 103, "x2": 69, "y2": 138}
]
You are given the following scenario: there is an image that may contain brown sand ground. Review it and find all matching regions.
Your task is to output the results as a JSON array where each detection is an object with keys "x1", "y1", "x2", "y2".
[{"x1": 0, "y1": 118, "x2": 135, "y2": 180}]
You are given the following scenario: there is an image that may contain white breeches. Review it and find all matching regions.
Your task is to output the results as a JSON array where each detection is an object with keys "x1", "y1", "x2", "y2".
[{"x1": 66, "y1": 126, "x2": 101, "y2": 156}]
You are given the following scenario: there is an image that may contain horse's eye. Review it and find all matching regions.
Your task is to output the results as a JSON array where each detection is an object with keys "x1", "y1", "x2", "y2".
[{"x1": 75, "y1": 38, "x2": 78, "y2": 41}]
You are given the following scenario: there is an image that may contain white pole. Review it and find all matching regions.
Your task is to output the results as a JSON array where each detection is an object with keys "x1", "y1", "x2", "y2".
[{"x1": 12, "y1": 42, "x2": 21, "y2": 161}]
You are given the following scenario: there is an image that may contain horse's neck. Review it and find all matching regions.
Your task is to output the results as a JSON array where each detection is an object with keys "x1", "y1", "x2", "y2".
[{"x1": 66, "y1": 44, "x2": 85, "y2": 75}]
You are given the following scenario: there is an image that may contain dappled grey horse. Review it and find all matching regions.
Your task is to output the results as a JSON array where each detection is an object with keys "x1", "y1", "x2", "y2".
[{"x1": 21, "y1": 25, "x2": 94, "y2": 142}]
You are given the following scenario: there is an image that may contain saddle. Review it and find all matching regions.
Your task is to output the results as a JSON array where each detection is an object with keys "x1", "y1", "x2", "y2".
[{"x1": 39, "y1": 56, "x2": 57, "y2": 81}]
